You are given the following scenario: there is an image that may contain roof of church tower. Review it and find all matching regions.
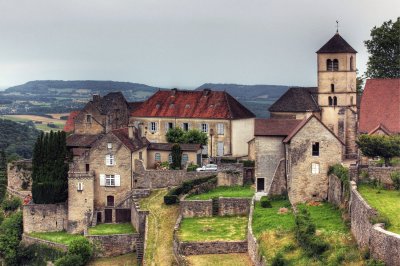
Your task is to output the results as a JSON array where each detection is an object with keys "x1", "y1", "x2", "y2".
[{"x1": 317, "y1": 33, "x2": 357, "y2": 54}]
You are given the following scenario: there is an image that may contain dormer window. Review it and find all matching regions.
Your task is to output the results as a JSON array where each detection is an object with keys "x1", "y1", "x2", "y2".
[
  {"x1": 185, "y1": 104, "x2": 190, "y2": 109},
  {"x1": 107, "y1": 143, "x2": 112, "y2": 149},
  {"x1": 86, "y1": 114, "x2": 92, "y2": 123}
]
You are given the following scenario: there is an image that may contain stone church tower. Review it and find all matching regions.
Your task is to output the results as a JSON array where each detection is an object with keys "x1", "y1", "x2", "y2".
[{"x1": 316, "y1": 32, "x2": 358, "y2": 158}]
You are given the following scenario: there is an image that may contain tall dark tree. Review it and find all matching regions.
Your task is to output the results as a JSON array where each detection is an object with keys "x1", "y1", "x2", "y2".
[
  {"x1": 32, "y1": 131, "x2": 69, "y2": 204},
  {"x1": 0, "y1": 150, "x2": 7, "y2": 203},
  {"x1": 364, "y1": 17, "x2": 400, "y2": 78},
  {"x1": 171, "y1": 144, "x2": 182, "y2": 170}
]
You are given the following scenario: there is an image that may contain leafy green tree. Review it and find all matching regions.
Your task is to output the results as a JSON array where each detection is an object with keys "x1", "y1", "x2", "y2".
[
  {"x1": 0, "y1": 212, "x2": 23, "y2": 265},
  {"x1": 0, "y1": 150, "x2": 7, "y2": 203},
  {"x1": 356, "y1": 134, "x2": 400, "y2": 166},
  {"x1": 171, "y1": 144, "x2": 182, "y2": 170},
  {"x1": 166, "y1": 127, "x2": 185, "y2": 143},
  {"x1": 364, "y1": 17, "x2": 400, "y2": 78},
  {"x1": 183, "y1": 129, "x2": 208, "y2": 146}
]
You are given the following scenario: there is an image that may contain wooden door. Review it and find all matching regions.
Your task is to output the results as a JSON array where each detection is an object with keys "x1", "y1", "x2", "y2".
[{"x1": 105, "y1": 209, "x2": 112, "y2": 223}]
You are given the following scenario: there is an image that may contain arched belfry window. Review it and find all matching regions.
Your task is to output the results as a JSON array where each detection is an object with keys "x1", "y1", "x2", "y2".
[
  {"x1": 333, "y1": 96, "x2": 338, "y2": 106},
  {"x1": 331, "y1": 84, "x2": 335, "y2": 92},
  {"x1": 328, "y1": 97, "x2": 333, "y2": 106},
  {"x1": 350, "y1": 96, "x2": 354, "y2": 105},
  {"x1": 327, "y1": 59, "x2": 333, "y2": 71},
  {"x1": 333, "y1": 59, "x2": 339, "y2": 71},
  {"x1": 350, "y1": 56, "x2": 354, "y2": 71}
]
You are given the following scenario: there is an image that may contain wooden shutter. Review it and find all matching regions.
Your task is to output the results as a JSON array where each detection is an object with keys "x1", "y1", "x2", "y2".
[
  {"x1": 100, "y1": 174, "x2": 106, "y2": 186},
  {"x1": 115, "y1": 175, "x2": 121, "y2": 186}
]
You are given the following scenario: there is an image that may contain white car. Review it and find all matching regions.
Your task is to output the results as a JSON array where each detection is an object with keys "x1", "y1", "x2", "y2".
[{"x1": 196, "y1": 164, "x2": 218, "y2": 172}]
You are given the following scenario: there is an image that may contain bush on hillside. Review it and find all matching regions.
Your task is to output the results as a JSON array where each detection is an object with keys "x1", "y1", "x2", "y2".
[
  {"x1": 187, "y1": 164, "x2": 198, "y2": 172},
  {"x1": 390, "y1": 171, "x2": 400, "y2": 191},
  {"x1": 0, "y1": 211, "x2": 23, "y2": 265},
  {"x1": 67, "y1": 238, "x2": 93, "y2": 265},
  {"x1": 55, "y1": 254, "x2": 83, "y2": 266},
  {"x1": 17, "y1": 243, "x2": 65, "y2": 266},
  {"x1": 260, "y1": 196, "x2": 272, "y2": 208},
  {"x1": 2, "y1": 197, "x2": 22, "y2": 212}
]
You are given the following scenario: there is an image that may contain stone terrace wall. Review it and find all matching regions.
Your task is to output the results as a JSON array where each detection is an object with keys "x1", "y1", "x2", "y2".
[
  {"x1": 218, "y1": 198, "x2": 251, "y2": 216},
  {"x1": 131, "y1": 198, "x2": 149, "y2": 235},
  {"x1": 350, "y1": 182, "x2": 400, "y2": 265},
  {"x1": 327, "y1": 174, "x2": 345, "y2": 206},
  {"x1": 247, "y1": 198, "x2": 267, "y2": 266},
  {"x1": 86, "y1": 233, "x2": 139, "y2": 258},
  {"x1": 178, "y1": 241, "x2": 248, "y2": 256},
  {"x1": 23, "y1": 203, "x2": 68, "y2": 233},
  {"x1": 7, "y1": 160, "x2": 32, "y2": 192},
  {"x1": 362, "y1": 167, "x2": 400, "y2": 187},
  {"x1": 180, "y1": 200, "x2": 212, "y2": 218},
  {"x1": 217, "y1": 171, "x2": 243, "y2": 186},
  {"x1": 21, "y1": 234, "x2": 68, "y2": 252},
  {"x1": 134, "y1": 159, "x2": 213, "y2": 189}
]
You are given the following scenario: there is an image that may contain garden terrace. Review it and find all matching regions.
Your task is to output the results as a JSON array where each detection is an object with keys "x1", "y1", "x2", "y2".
[
  {"x1": 252, "y1": 199, "x2": 366, "y2": 265},
  {"x1": 28, "y1": 231, "x2": 85, "y2": 246},
  {"x1": 358, "y1": 184, "x2": 400, "y2": 234},
  {"x1": 185, "y1": 185, "x2": 254, "y2": 200},
  {"x1": 178, "y1": 216, "x2": 248, "y2": 242},
  {"x1": 186, "y1": 254, "x2": 252, "y2": 266},
  {"x1": 88, "y1": 223, "x2": 136, "y2": 235}
]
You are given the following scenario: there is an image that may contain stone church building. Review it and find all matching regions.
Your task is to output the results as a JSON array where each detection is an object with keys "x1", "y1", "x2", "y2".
[{"x1": 250, "y1": 32, "x2": 357, "y2": 203}]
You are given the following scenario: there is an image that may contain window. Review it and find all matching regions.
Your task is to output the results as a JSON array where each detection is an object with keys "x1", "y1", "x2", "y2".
[
  {"x1": 311, "y1": 163, "x2": 320, "y2": 174},
  {"x1": 182, "y1": 123, "x2": 189, "y2": 131},
  {"x1": 217, "y1": 123, "x2": 224, "y2": 135},
  {"x1": 350, "y1": 96, "x2": 353, "y2": 105},
  {"x1": 165, "y1": 122, "x2": 174, "y2": 132},
  {"x1": 139, "y1": 151, "x2": 143, "y2": 160},
  {"x1": 350, "y1": 56, "x2": 354, "y2": 71},
  {"x1": 107, "y1": 195, "x2": 114, "y2": 206},
  {"x1": 77, "y1": 182, "x2": 83, "y2": 191},
  {"x1": 107, "y1": 143, "x2": 112, "y2": 149},
  {"x1": 327, "y1": 59, "x2": 333, "y2": 71},
  {"x1": 312, "y1": 142, "x2": 320, "y2": 156},
  {"x1": 106, "y1": 175, "x2": 115, "y2": 186},
  {"x1": 201, "y1": 123, "x2": 209, "y2": 133},
  {"x1": 149, "y1": 122, "x2": 158, "y2": 133},
  {"x1": 168, "y1": 153, "x2": 172, "y2": 164},
  {"x1": 182, "y1": 154, "x2": 189, "y2": 165},
  {"x1": 331, "y1": 84, "x2": 335, "y2": 92},
  {"x1": 106, "y1": 154, "x2": 115, "y2": 166},
  {"x1": 85, "y1": 164, "x2": 90, "y2": 173},
  {"x1": 155, "y1": 153, "x2": 161, "y2": 162},
  {"x1": 328, "y1": 96, "x2": 333, "y2": 106},
  {"x1": 86, "y1": 114, "x2": 92, "y2": 123},
  {"x1": 333, "y1": 59, "x2": 339, "y2": 71},
  {"x1": 333, "y1": 96, "x2": 338, "y2": 106}
]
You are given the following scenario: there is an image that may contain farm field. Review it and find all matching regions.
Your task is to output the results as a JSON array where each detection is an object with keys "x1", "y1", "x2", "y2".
[{"x1": 1, "y1": 114, "x2": 66, "y2": 132}]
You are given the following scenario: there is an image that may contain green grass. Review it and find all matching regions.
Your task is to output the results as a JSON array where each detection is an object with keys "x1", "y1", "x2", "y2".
[
  {"x1": 358, "y1": 184, "x2": 400, "y2": 234},
  {"x1": 185, "y1": 185, "x2": 254, "y2": 200},
  {"x1": 187, "y1": 253, "x2": 253, "y2": 266},
  {"x1": 88, "y1": 253, "x2": 137, "y2": 266},
  {"x1": 29, "y1": 231, "x2": 85, "y2": 246},
  {"x1": 179, "y1": 216, "x2": 248, "y2": 242},
  {"x1": 301, "y1": 203, "x2": 348, "y2": 233},
  {"x1": 88, "y1": 223, "x2": 135, "y2": 235}
]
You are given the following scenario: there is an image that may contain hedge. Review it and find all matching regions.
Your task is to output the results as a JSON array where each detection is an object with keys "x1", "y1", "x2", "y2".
[{"x1": 164, "y1": 175, "x2": 216, "y2": 205}]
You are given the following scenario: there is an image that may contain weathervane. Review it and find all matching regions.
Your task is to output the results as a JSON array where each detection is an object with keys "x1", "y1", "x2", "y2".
[{"x1": 336, "y1": 20, "x2": 339, "y2": 33}]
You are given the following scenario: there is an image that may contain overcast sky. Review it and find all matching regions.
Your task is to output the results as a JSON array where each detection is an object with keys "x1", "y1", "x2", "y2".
[{"x1": 0, "y1": 0, "x2": 399, "y2": 89}]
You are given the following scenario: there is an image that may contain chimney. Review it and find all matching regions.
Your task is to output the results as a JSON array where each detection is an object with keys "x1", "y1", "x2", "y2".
[
  {"x1": 171, "y1": 88, "x2": 178, "y2": 96},
  {"x1": 128, "y1": 124, "x2": 135, "y2": 139},
  {"x1": 93, "y1": 94, "x2": 100, "y2": 102},
  {"x1": 203, "y1": 88, "x2": 211, "y2": 96}
]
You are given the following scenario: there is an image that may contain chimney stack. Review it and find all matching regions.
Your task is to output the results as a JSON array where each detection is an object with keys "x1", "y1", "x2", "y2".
[
  {"x1": 203, "y1": 88, "x2": 211, "y2": 96},
  {"x1": 128, "y1": 124, "x2": 135, "y2": 139}
]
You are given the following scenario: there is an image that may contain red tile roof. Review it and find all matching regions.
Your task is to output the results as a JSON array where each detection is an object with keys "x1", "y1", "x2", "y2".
[
  {"x1": 131, "y1": 89, "x2": 255, "y2": 119},
  {"x1": 254, "y1": 119, "x2": 302, "y2": 136},
  {"x1": 63, "y1": 111, "x2": 80, "y2": 133},
  {"x1": 359, "y1": 79, "x2": 400, "y2": 134}
]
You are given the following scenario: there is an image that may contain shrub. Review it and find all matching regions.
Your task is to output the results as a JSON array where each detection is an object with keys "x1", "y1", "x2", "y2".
[
  {"x1": 271, "y1": 251, "x2": 288, "y2": 266},
  {"x1": 68, "y1": 238, "x2": 93, "y2": 265},
  {"x1": 17, "y1": 243, "x2": 65, "y2": 266},
  {"x1": 260, "y1": 196, "x2": 272, "y2": 208},
  {"x1": 164, "y1": 195, "x2": 179, "y2": 205},
  {"x1": 239, "y1": 160, "x2": 255, "y2": 167},
  {"x1": 390, "y1": 171, "x2": 400, "y2": 190},
  {"x1": 171, "y1": 144, "x2": 182, "y2": 170},
  {"x1": 370, "y1": 213, "x2": 391, "y2": 227},
  {"x1": 0, "y1": 211, "x2": 23, "y2": 265},
  {"x1": 55, "y1": 254, "x2": 83, "y2": 266},
  {"x1": 2, "y1": 197, "x2": 22, "y2": 212},
  {"x1": 187, "y1": 164, "x2": 198, "y2": 172}
]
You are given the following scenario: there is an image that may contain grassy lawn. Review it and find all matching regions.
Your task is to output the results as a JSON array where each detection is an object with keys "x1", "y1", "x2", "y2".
[
  {"x1": 358, "y1": 184, "x2": 400, "y2": 234},
  {"x1": 179, "y1": 216, "x2": 248, "y2": 242},
  {"x1": 88, "y1": 223, "x2": 136, "y2": 235},
  {"x1": 29, "y1": 231, "x2": 85, "y2": 246},
  {"x1": 185, "y1": 185, "x2": 254, "y2": 200},
  {"x1": 88, "y1": 253, "x2": 137, "y2": 266},
  {"x1": 253, "y1": 200, "x2": 365, "y2": 265},
  {"x1": 139, "y1": 189, "x2": 179, "y2": 266},
  {"x1": 187, "y1": 253, "x2": 253, "y2": 266}
]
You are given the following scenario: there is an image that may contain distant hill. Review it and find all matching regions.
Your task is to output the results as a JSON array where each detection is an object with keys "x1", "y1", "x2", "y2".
[{"x1": 196, "y1": 83, "x2": 290, "y2": 117}]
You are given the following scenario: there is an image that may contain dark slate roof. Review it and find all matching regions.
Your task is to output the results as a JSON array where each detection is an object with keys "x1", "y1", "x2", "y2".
[
  {"x1": 66, "y1": 134, "x2": 104, "y2": 148},
  {"x1": 317, "y1": 33, "x2": 357, "y2": 54},
  {"x1": 268, "y1": 87, "x2": 319, "y2": 112},
  {"x1": 111, "y1": 128, "x2": 149, "y2": 152},
  {"x1": 148, "y1": 143, "x2": 201, "y2": 152},
  {"x1": 128, "y1": 101, "x2": 143, "y2": 112},
  {"x1": 131, "y1": 89, "x2": 255, "y2": 119},
  {"x1": 254, "y1": 119, "x2": 302, "y2": 136},
  {"x1": 98, "y1": 92, "x2": 127, "y2": 114}
]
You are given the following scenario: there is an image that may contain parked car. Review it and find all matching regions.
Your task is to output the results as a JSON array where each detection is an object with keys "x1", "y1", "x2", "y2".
[{"x1": 196, "y1": 164, "x2": 218, "y2": 172}]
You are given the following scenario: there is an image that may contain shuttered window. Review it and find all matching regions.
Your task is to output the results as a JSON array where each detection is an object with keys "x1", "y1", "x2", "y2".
[
  {"x1": 217, "y1": 123, "x2": 224, "y2": 135},
  {"x1": 105, "y1": 154, "x2": 115, "y2": 166},
  {"x1": 100, "y1": 174, "x2": 121, "y2": 187}
]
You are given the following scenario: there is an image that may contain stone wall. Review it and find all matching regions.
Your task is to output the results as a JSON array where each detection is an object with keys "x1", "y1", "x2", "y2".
[
  {"x1": 7, "y1": 160, "x2": 32, "y2": 192},
  {"x1": 327, "y1": 174, "x2": 345, "y2": 206},
  {"x1": 178, "y1": 240, "x2": 248, "y2": 256},
  {"x1": 86, "y1": 233, "x2": 139, "y2": 258},
  {"x1": 268, "y1": 159, "x2": 286, "y2": 196},
  {"x1": 350, "y1": 182, "x2": 400, "y2": 265},
  {"x1": 131, "y1": 199, "x2": 149, "y2": 235},
  {"x1": 21, "y1": 234, "x2": 68, "y2": 252},
  {"x1": 180, "y1": 200, "x2": 212, "y2": 218},
  {"x1": 247, "y1": 198, "x2": 267, "y2": 266},
  {"x1": 23, "y1": 203, "x2": 68, "y2": 233},
  {"x1": 217, "y1": 170, "x2": 243, "y2": 186},
  {"x1": 134, "y1": 160, "x2": 213, "y2": 189},
  {"x1": 218, "y1": 198, "x2": 251, "y2": 216},
  {"x1": 361, "y1": 167, "x2": 400, "y2": 187}
]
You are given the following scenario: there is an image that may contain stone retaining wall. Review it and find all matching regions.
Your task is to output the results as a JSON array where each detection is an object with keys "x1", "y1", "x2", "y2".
[
  {"x1": 361, "y1": 167, "x2": 400, "y2": 187},
  {"x1": 180, "y1": 200, "x2": 212, "y2": 218},
  {"x1": 21, "y1": 234, "x2": 68, "y2": 252},
  {"x1": 131, "y1": 199, "x2": 149, "y2": 235},
  {"x1": 178, "y1": 240, "x2": 248, "y2": 255},
  {"x1": 327, "y1": 174, "x2": 345, "y2": 206},
  {"x1": 218, "y1": 198, "x2": 251, "y2": 216},
  {"x1": 7, "y1": 160, "x2": 32, "y2": 192},
  {"x1": 86, "y1": 233, "x2": 139, "y2": 258},
  {"x1": 350, "y1": 182, "x2": 400, "y2": 265},
  {"x1": 247, "y1": 198, "x2": 267, "y2": 266},
  {"x1": 23, "y1": 203, "x2": 68, "y2": 233}
]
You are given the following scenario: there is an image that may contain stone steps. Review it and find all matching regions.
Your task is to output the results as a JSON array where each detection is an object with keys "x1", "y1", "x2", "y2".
[
  {"x1": 136, "y1": 237, "x2": 144, "y2": 265},
  {"x1": 212, "y1": 198, "x2": 219, "y2": 216}
]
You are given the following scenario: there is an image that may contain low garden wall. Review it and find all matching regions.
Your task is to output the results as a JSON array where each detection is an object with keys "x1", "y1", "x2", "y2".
[
  {"x1": 23, "y1": 203, "x2": 68, "y2": 233},
  {"x1": 218, "y1": 198, "x2": 251, "y2": 216},
  {"x1": 180, "y1": 200, "x2": 212, "y2": 218},
  {"x1": 178, "y1": 240, "x2": 248, "y2": 256},
  {"x1": 131, "y1": 200, "x2": 149, "y2": 235},
  {"x1": 350, "y1": 182, "x2": 400, "y2": 265},
  {"x1": 86, "y1": 233, "x2": 139, "y2": 258},
  {"x1": 21, "y1": 234, "x2": 68, "y2": 252},
  {"x1": 217, "y1": 170, "x2": 243, "y2": 186},
  {"x1": 327, "y1": 174, "x2": 346, "y2": 207},
  {"x1": 247, "y1": 198, "x2": 267, "y2": 266}
]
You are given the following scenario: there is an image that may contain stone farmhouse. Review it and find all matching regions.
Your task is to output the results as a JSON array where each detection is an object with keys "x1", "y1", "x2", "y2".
[{"x1": 250, "y1": 32, "x2": 357, "y2": 203}]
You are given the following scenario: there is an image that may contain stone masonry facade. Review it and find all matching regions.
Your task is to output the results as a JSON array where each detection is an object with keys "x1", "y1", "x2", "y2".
[{"x1": 23, "y1": 203, "x2": 68, "y2": 233}]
